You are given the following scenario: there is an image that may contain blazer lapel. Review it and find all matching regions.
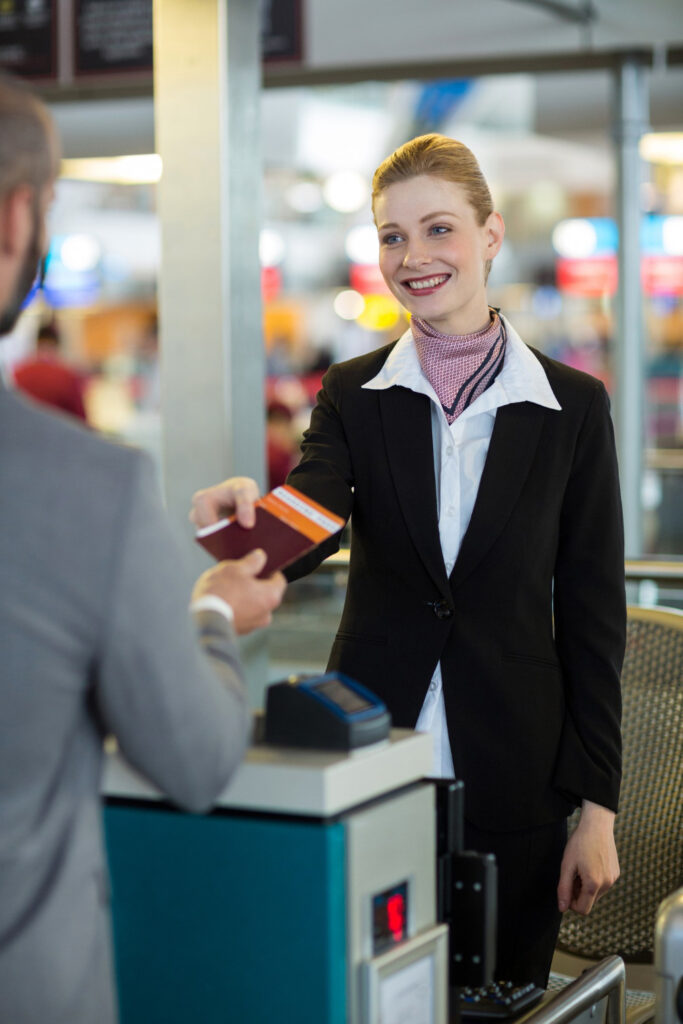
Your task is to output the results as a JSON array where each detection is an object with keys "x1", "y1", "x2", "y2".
[
  {"x1": 378, "y1": 386, "x2": 449, "y2": 595},
  {"x1": 451, "y1": 401, "x2": 546, "y2": 589}
]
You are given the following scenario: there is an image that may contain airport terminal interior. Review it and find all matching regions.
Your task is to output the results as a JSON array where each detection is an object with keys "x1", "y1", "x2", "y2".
[{"x1": 1, "y1": 0, "x2": 683, "y2": 1022}]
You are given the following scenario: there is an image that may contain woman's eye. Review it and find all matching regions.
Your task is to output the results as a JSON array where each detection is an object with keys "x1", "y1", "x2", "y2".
[
  {"x1": 429, "y1": 224, "x2": 450, "y2": 235},
  {"x1": 382, "y1": 233, "x2": 403, "y2": 245}
]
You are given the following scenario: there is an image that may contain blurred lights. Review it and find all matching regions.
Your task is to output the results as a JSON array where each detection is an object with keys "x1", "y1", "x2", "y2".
[
  {"x1": 260, "y1": 228, "x2": 286, "y2": 267},
  {"x1": 286, "y1": 181, "x2": 323, "y2": 214},
  {"x1": 333, "y1": 289, "x2": 365, "y2": 320},
  {"x1": 60, "y1": 234, "x2": 101, "y2": 272},
  {"x1": 552, "y1": 215, "x2": 683, "y2": 259},
  {"x1": 60, "y1": 154, "x2": 162, "y2": 184},
  {"x1": 639, "y1": 133, "x2": 683, "y2": 166},
  {"x1": 662, "y1": 217, "x2": 683, "y2": 256},
  {"x1": 323, "y1": 170, "x2": 370, "y2": 213},
  {"x1": 345, "y1": 224, "x2": 379, "y2": 265},
  {"x1": 551, "y1": 219, "x2": 598, "y2": 259},
  {"x1": 357, "y1": 295, "x2": 400, "y2": 332}
]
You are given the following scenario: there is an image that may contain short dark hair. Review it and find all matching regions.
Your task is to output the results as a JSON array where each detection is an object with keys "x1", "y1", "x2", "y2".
[{"x1": 0, "y1": 73, "x2": 58, "y2": 199}]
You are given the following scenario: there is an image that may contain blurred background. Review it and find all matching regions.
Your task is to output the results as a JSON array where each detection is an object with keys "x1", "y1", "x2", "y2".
[{"x1": 2, "y1": 0, "x2": 682, "y2": 674}]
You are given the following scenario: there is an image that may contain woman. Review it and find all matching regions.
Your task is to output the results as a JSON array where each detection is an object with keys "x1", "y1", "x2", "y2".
[{"x1": 192, "y1": 134, "x2": 625, "y2": 986}]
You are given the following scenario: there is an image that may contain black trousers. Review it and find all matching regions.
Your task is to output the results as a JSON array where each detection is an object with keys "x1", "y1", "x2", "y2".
[{"x1": 464, "y1": 818, "x2": 568, "y2": 988}]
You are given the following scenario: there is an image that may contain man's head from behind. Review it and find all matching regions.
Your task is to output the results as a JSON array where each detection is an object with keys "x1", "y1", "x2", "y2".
[{"x1": 0, "y1": 75, "x2": 59, "y2": 336}]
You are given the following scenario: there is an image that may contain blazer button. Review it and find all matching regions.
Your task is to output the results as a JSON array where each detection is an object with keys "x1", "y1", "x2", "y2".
[{"x1": 432, "y1": 600, "x2": 453, "y2": 620}]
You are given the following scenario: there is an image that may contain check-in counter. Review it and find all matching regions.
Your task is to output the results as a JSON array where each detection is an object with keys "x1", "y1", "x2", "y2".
[{"x1": 103, "y1": 727, "x2": 448, "y2": 1024}]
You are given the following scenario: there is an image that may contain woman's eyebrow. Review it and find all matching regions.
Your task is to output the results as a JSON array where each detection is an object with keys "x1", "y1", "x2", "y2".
[{"x1": 378, "y1": 210, "x2": 460, "y2": 230}]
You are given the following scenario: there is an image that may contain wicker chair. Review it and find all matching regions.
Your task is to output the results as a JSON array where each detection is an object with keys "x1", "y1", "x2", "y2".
[{"x1": 550, "y1": 605, "x2": 683, "y2": 1024}]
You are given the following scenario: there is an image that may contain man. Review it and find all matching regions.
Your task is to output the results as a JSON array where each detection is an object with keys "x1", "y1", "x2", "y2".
[{"x1": 0, "y1": 75, "x2": 285, "y2": 1024}]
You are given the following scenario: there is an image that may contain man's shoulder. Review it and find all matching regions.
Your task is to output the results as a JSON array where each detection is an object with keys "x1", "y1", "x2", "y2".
[{"x1": 1, "y1": 386, "x2": 146, "y2": 478}]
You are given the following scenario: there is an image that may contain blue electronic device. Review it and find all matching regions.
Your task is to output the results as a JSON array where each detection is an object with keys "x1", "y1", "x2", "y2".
[{"x1": 264, "y1": 672, "x2": 391, "y2": 751}]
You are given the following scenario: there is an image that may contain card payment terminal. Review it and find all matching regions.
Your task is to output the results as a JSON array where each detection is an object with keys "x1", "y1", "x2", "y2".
[{"x1": 264, "y1": 671, "x2": 391, "y2": 750}]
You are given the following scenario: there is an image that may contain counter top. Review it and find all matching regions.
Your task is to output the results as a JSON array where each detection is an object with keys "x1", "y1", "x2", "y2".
[{"x1": 103, "y1": 727, "x2": 433, "y2": 818}]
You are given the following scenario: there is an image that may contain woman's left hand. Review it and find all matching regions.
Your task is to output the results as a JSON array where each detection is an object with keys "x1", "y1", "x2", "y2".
[{"x1": 557, "y1": 801, "x2": 620, "y2": 915}]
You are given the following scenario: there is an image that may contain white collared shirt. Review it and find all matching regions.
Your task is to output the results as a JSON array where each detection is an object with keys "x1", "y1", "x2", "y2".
[{"x1": 362, "y1": 315, "x2": 561, "y2": 777}]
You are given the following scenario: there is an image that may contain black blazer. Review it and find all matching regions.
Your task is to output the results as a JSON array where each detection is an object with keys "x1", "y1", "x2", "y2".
[{"x1": 286, "y1": 335, "x2": 625, "y2": 831}]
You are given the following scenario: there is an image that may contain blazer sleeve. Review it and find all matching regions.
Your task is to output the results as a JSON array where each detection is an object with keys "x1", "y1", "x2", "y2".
[
  {"x1": 552, "y1": 382, "x2": 626, "y2": 813},
  {"x1": 284, "y1": 364, "x2": 355, "y2": 581},
  {"x1": 95, "y1": 451, "x2": 251, "y2": 813}
]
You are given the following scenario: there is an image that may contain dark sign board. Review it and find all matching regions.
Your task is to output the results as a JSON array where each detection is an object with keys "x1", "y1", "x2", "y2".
[
  {"x1": 262, "y1": 0, "x2": 302, "y2": 64},
  {"x1": 0, "y1": 0, "x2": 57, "y2": 80},
  {"x1": 74, "y1": 0, "x2": 153, "y2": 77}
]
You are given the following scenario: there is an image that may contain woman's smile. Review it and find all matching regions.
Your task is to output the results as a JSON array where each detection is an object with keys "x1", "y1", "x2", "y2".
[{"x1": 401, "y1": 273, "x2": 451, "y2": 293}]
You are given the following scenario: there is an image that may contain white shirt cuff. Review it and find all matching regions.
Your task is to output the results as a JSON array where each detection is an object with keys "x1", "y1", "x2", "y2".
[{"x1": 190, "y1": 594, "x2": 235, "y2": 624}]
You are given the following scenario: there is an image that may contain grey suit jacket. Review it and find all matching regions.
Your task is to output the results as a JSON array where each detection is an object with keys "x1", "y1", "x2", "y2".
[{"x1": 0, "y1": 383, "x2": 250, "y2": 1024}]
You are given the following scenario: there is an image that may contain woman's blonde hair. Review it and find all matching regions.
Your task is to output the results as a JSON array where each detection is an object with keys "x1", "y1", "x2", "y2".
[
  {"x1": 372, "y1": 133, "x2": 496, "y2": 279},
  {"x1": 372, "y1": 133, "x2": 493, "y2": 222}
]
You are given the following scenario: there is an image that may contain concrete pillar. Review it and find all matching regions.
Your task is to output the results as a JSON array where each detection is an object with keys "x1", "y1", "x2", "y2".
[{"x1": 154, "y1": 0, "x2": 268, "y2": 700}]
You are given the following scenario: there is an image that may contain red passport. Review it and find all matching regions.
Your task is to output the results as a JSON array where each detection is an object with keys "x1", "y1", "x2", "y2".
[{"x1": 195, "y1": 484, "x2": 345, "y2": 578}]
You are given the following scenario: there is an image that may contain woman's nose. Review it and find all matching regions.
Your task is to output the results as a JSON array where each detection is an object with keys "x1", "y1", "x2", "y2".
[{"x1": 402, "y1": 248, "x2": 431, "y2": 268}]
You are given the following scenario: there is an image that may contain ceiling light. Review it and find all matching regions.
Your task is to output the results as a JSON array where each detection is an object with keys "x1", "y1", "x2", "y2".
[
  {"x1": 662, "y1": 217, "x2": 683, "y2": 257},
  {"x1": 639, "y1": 133, "x2": 683, "y2": 166},
  {"x1": 323, "y1": 171, "x2": 370, "y2": 214},
  {"x1": 345, "y1": 224, "x2": 379, "y2": 265},
  {"x1": 60, "y1": 154, "x2": 162, "y2": 185},
  {"x1": 333, "y1": 290, "x2": 365, "y2": 320},
  {"x1": 551, "y1": 219, "x2": 598, "y2": 259},
  {"x1": 59, "y1": 234, "x2": 101, "y2": 272},
  {"x1": 259, "y1": 228, "x2": 286, "y2": 267}
]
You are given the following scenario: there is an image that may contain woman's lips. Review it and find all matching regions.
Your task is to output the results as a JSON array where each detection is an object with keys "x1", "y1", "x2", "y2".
[{"x1": 402, "y1": 273, "x2": 450, "y2": 294}]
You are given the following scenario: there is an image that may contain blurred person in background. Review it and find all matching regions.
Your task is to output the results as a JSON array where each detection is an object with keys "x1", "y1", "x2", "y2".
[
  {"x1": 0, "y1": 73, "x2": 285, "y2": 1024},
  {"x1": 192, "y1": 133, "x2": 625, "y2": 989},
  {"x1": 266, "y1": 399, "x2": 299, "y2": 488},
  {"x1": 130, "y1": 312, "x2": 161, "y2": 412},
  {"x1": 13, "y1": 319, "x2": 88, "y2": 422}
]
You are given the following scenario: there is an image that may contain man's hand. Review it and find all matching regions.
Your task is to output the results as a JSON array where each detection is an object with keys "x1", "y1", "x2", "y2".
[
  {"x1": 557, "y1": 801, "x2": 620, "y2": 915},
  {"x1": 192, "y1": 549, "x2": 286, "y2": 635},
  {"x1": 190, "y1": 477, "x2": 260, "y2": 530}
]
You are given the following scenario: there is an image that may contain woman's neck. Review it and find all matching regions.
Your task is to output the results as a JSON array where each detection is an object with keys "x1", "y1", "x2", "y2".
[{"x1": 416, "y1": 307, "x2": 493, "y2": 340}]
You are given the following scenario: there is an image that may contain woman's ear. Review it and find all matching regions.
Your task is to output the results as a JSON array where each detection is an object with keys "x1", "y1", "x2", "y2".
[{"x1": 485, "y1": 211, "x2": 505, "y2": 258}]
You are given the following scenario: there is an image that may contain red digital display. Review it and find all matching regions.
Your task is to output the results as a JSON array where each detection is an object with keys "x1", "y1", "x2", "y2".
[
  {"x1": 386, "y1": 893, "x2": 406, "y2": 940},
  {"x1": 372, "y1": 882, "x2": 409, "y2": 954}
]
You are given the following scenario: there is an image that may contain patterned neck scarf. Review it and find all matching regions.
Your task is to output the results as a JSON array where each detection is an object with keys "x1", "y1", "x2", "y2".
[{"x1": 411, "y1": 310, "x2": 507, "y2": 424}]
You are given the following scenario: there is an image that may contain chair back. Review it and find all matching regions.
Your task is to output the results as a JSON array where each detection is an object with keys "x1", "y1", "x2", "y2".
[{"x1": 557, "y1": 605, "x2": 683, "y2": 963}]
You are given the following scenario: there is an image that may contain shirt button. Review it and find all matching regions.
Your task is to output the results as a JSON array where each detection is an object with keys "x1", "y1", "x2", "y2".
[
  {"x1": 447, "y1": 505, "x2": 457, "y2": 517},
  {"x1": 445, "y1": 446, "x2": 454, "y2": 456},
  {"x1": 429, "y1": 681, "x2": 437, "y2": 692}
]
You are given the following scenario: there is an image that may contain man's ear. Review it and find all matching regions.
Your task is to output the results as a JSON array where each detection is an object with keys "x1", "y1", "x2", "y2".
[{"x1": 0, "y1": 185, "x2": 34, "y2": 259}]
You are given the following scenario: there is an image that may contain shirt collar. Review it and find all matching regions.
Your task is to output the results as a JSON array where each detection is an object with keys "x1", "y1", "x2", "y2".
[{"x1": 362, "y1": 313, "x2": 561, "y2": 413}]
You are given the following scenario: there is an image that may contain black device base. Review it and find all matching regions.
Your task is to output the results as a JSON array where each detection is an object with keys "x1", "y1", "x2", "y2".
[{"x1": 454, "y1": 981, "x2": 545, "y2": 1020}]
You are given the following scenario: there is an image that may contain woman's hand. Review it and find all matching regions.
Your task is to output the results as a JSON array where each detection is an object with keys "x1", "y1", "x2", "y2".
[
  {"x1": 190, "y1": 477, "x2": 260, "y2": 530},
  {"x1": 557, "y1": 801, "x2": 620, "y2": 915}
]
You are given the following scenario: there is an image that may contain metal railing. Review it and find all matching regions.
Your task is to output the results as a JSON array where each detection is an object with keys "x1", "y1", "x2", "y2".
[
  {"x1": 316, "y1": 551, "x2": 683, "y2": 588},
  {"x1": 624, "y1": 561, "x2": 683, "y2": 585},
  {"x1": 519, "y1": 956, "x2": 626, "y2": 1024}
]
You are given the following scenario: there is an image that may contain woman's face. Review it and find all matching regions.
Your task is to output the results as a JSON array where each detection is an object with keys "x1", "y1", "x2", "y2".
[{"x1": 374, "y1": 174, "x2": 504, "y2": 336}]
